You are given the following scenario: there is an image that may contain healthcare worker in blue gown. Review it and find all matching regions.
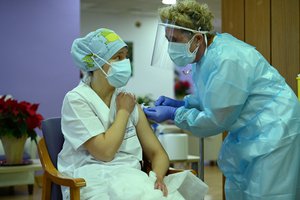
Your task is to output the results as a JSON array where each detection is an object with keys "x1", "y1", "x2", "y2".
[{"x1": 144, "y1": 0, "x2": 300, "y2": 199}]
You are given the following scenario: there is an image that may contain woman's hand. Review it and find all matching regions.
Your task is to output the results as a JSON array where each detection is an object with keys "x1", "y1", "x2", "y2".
[
  {"x1": 116, "y1": 92, "x2": 136, "y2": 114},
  {"x1": 154, "y1": 178, "x2": 168, "y2": 197}
]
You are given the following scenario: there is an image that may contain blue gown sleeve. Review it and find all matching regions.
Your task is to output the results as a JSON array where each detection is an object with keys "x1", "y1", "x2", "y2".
[
  {"x1": 174, "y1": 59, "x2": 252, "y2": 137},
  {"x1": 184, "y1": 94, "x2": 202, "y2": 110}
]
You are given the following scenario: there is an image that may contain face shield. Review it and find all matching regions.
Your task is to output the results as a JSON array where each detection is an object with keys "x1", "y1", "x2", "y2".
[{"x1": 151, "y1": 21, "x2": 207, "y2": 71}]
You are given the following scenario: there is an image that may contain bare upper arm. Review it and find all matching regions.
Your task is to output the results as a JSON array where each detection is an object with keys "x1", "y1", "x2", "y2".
[{"x1": 136, "y1": 105, "x2": 166, "y2": 160}]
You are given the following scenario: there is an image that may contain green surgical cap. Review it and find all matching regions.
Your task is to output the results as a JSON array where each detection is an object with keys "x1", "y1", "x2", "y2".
[{"x1": 71, "y1": 28, "x2": 127, "y2": 72}]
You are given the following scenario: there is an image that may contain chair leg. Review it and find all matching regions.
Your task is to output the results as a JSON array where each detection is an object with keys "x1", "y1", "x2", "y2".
[
  {"x1": 28, "y1": 184, "x2": 34, "y2": 195},
  {"x1": 70, "y1": 187, "x2": 81, "y2": 200},
  {"x1": 8, "y1": 186, "x2": 14, "y2": 195},
  {"x1": 42, "y1": 173, "x2": 52, "y2": 200}
]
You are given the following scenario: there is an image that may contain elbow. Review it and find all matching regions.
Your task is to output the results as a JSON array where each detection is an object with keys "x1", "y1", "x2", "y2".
[
  {"x1": 99, "y1": 155, "x2": 114, "y2": 162},
  {"x1": 190, "y1": 123, "x2": 225, "y2": 137},
  {"x1": 84, "y1": 136, "x2": 117, "y2": 162},
  {"x1": 92, "y1": 149, "x2": 116, "y2": 162},
  {"x1": 158, "y1": 150, "x2": 170, "y2": 165},
  {"x1": 102, "y1": 150, "x2": 116, "y2": 162},
  {"x1": 212, "y1": 117, "x2": 234, "y2": 133},
  {"x1": 164, "y1": 151, "x2": 170, "y2": 164}
]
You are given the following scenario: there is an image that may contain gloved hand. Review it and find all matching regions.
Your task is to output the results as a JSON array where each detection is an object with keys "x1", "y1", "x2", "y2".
[
  {"x1": 143, "y1": 106, "x2": 177, "y2": 123},
  {"x1": 155, "y1": 96, "x2": 185, "y2": 108}
]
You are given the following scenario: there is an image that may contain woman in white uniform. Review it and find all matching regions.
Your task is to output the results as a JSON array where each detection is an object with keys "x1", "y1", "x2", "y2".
[{"x1": 58, "y1": 28, "x2": 208, "y2": 200}]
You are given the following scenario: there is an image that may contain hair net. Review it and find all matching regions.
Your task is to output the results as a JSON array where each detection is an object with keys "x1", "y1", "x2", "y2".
[
  {"x1": 158, "y1": 0, "x2": 214, "y2": 32},
  {"x1": 71, "y1": 28, "x2": 127, "y2": 72}
]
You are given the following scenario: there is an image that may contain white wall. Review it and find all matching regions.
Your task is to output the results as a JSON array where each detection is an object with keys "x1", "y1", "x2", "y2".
[{"x1": 81, "y1": 12, "x2": 174, "y2": 100}]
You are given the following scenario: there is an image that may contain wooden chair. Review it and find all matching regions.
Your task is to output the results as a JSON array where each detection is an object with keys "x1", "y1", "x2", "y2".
[
  {"x1": 38, "y1": 117, "x2": 85, "y2": 200},
  {"x1": 38, "y1": 117, "x2": 191, "y2": 200}
]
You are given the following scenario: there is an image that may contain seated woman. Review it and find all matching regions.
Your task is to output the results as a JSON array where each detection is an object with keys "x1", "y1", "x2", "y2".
[{"x1": 57, "y1": 28, "x2": 208, "y2": 200}]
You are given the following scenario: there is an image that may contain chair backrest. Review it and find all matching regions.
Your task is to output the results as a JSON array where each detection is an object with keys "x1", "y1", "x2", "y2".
[
  {"x1": 41, "y1": 117, "x2": 64, "y2": 200},
  {"x1": 42, "y1": 117, "x2": 64, "y2": 167}
]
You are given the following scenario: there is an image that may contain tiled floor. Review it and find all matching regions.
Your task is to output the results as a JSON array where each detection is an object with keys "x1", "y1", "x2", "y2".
[{"x1": 0, "y1": 165, "x2": 223, "y2": 200}]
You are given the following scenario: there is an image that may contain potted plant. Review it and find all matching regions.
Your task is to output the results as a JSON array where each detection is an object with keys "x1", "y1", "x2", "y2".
[
  {"x1": 0, "y1": 95, "x2": 43, "y2": 165},
  {"x1": 174, "y1": 80, "x2": 191, "y2": 100},
  {"x1": 137, "y1": 94, "x2": 154, "y2": 107}
]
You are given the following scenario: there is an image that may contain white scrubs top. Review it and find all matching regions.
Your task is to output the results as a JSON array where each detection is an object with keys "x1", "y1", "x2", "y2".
[
  {"x1": 58, "y1": 81, "x2": 208, "y2": 200},
  {"x1": 58, "y1": 81, "x2": 142, "y2": 199}
]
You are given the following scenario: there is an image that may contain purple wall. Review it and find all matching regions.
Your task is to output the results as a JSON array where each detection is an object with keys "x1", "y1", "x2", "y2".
[{"x1": 0, "y1": 0, "x2": 80, "y2": 134}]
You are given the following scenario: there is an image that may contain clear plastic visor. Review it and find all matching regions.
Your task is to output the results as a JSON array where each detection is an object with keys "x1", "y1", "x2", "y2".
[{"x1": 150, "y1": 22, "x2": 202, "y2": 70}]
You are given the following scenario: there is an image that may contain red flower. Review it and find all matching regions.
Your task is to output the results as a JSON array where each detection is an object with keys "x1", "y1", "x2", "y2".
[
  {"x1": 26, "y1": 113, "x2": 43, "y2": 130},
  {"x1": 174, "y1": 80, "x2": 191, "y2": 96},
  {"x1": 175, "y1": 82, "x2": 182, "y2": 90},
  {"x1": 182, "y1": 81, "x2": 190, "y2": 88},
  {"x1": 0, "y1": 95, "x2": 44, "y2": 140}
]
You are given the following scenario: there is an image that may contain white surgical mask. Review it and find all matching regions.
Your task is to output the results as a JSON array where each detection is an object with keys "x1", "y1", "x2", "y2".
[
  {"x1": 168, "y1": 35, "x2": 199, "y2": 67},
  {"x1": 106, "y1": 59, "x2": 132, "y2": 88},
  {"x1": 168, "y1": 34, "x2": 207, "y2": 67},
  {"x1": 91, "y1": 54, "x2": 132, "y2": 88}
]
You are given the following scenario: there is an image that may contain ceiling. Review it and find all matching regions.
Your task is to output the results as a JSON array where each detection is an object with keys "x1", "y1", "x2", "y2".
[{"x1": 81, "y1": 0, "x2": 221, "y2": 18}]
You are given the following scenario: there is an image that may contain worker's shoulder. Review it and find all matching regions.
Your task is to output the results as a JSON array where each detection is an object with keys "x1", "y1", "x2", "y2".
[
  {"x1": 210, "y1": 33, "x2": 255, "y2": 62},
  {"x1": 216, "y1": 33, "x2": 254, "y2": 51}
]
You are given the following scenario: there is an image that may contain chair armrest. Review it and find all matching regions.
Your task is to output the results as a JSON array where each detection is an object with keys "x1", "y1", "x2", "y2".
[
  {"x1": 38, "y1": 138, "x2": 86, "y2": 188},
  {"x1": 167, "y1": 167, "x2": 197, "y2": 175},
  {"x1": 167, "y1": 168, "x2": 184, "y2": 175},
  {"x1": 43, "y1": 167, "x2": 86, "y2": 188},
  {"x1": 142, "y1": 158, "x2": 197, "y2": 176}
]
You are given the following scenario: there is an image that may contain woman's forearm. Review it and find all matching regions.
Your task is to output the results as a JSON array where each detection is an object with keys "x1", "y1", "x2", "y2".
[
  {"x1": 104, "y1": 110, "x2": 130, "y2": 155},
  {"x1": 151, "y1": 152, "x2": 170, "y2": 180},
  {"x1": 85, "y1": 110, "x2": 130, "y2": 161}
]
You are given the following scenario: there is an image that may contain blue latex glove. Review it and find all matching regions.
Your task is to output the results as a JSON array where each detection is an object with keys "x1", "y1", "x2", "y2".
[
  {"x1": 143, "y1": 106, "x2": 177, "y2": 123},
  {"x1": 155, "y1": 96, "x2": 184, "y2": 108}
]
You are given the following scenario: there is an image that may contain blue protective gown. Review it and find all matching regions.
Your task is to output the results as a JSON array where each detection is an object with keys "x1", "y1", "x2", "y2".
[{"x1": 174, "y1": 33, "x2": 300, "y2": 199}]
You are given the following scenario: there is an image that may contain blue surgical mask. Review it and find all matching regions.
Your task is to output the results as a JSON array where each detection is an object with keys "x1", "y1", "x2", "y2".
[
  {"x1": 168, "y1": 35, "x2": 199, "y2": 67},
  {"x1": 107, "y1": 59, "x2": 132, "y2": 88},
  {"x1": 91, "y1": 53, "x2": 132, "y2": 88}
]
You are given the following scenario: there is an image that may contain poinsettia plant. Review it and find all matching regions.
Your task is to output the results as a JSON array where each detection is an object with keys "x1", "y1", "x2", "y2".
[
  {"x1": 174, "y1": 80, "x2": 191, "y2": 97},
  {"x1": 0, "y1": 95, "x2": 43, "y2": 142}
]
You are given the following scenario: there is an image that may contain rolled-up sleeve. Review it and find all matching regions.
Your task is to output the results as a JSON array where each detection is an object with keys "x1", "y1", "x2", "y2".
[
  {"x1": 184, "y1": 94, "x2": 202, "y2": 110},
  {"x1": 61, "y1": 92, "x2": 106, "y2": 150}
]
